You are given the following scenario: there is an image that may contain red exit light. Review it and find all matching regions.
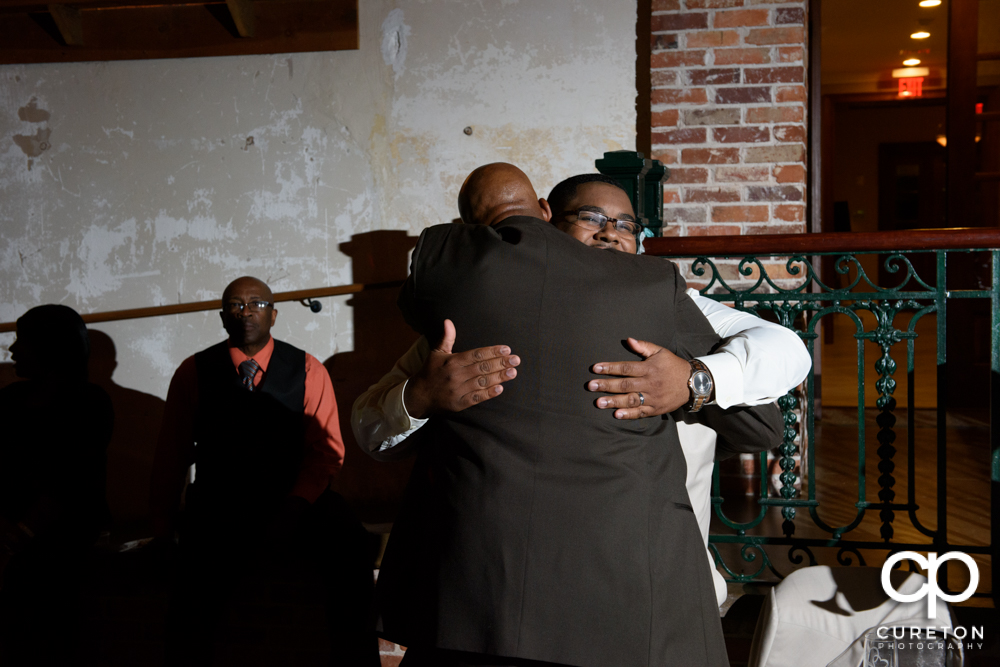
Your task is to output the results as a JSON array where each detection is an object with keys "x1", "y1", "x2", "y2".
[{"x1": 898, "y1": 77, "x2": 924, "y2": 98}]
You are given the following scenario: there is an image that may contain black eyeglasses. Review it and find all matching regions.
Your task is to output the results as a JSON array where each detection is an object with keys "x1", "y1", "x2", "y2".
[
  {"x1": 225, "y1": 300, "x2": 273, "y2": 314},
  {"x1": 563, "y1": 209, "x2": 642, "y2": 238}
]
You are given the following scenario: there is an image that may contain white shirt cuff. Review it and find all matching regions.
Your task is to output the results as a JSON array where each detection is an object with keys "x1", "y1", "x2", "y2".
[
  {"x1": 396, "y1": 378, "x2": 429, "y2": 431},
  {"x1": 376, "y1": 379, "x2": 429, "y2": 453},
  {"x1": 696, "y1": 352, "x2": 744, "y2": 410}
]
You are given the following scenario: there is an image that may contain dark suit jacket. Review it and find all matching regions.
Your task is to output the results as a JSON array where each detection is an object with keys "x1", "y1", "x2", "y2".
[{"x1": 377, "y1": 217, "x2": 782, "y2": 667}]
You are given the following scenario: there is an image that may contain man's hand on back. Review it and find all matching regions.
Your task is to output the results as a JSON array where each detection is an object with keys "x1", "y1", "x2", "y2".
[
  {"x1": 403, "y1": 319, "x2": 519, "y2": 419},
  {"x1": 587, "y1": 338, "x2": 691, "y2": 419}
]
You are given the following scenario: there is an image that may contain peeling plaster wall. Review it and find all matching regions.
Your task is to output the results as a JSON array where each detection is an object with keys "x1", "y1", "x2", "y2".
[{"x1": 0, "y1": 1, "x2": 637, "y2": 398}]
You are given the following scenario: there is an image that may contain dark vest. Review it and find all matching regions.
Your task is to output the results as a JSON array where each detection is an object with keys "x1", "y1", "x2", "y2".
[
  {"x1": 191, "y1": 339, "x2": 306, "y2": 515},
  {"x1": 378, "y1": 218, "x2": 732, "y2": 667}
]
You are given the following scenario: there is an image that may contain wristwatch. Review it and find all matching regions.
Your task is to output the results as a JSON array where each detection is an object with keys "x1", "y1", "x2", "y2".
[{"x1": 686, "y1": 359, "x2": 714, "y2": 413}]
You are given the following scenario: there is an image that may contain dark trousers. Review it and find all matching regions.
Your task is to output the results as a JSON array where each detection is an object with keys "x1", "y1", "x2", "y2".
[
  {"x1": 0, "y1": 544, "x2": 88, "y2": 666},
  {"x1": 165, "y1": 490, "x2": 379, "y2": 666},
  {"x1": 399, "y1": 647, "x2": 573, "y2": 667}
]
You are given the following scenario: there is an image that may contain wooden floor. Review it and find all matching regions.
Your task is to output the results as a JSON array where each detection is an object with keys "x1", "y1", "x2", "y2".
[{"x1": 821, "y1": 309, "x2": 938, "y2": 408}]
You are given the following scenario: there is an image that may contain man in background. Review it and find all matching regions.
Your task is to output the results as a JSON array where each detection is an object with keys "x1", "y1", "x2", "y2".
[{"x1": 151, "y1": 276, "x2": 378, "y2": 666}]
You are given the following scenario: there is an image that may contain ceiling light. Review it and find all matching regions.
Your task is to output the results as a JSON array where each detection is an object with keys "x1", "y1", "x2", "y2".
[
  {"x1": 919, "y1": 1, "x2": 941, "y2": 7},
  {"x1": 911, "y1": 31, "x2": 931, "y2": 39},
  {"x1": 936, "y1": 135, "x2": 947, "y2": 147},
  {"x1": 903, "y1": 58, "x2": 921, "y2": 66}
]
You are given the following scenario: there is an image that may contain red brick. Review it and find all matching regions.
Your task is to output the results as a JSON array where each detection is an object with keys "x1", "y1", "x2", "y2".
[
  {"x1": 686, "y1": 224, "x2": 744, "y2": 236},
  {"x1": 745, "y1": 26, "x2": 805, "y2": 45},
  {"x1": 760, "y1": 262, "x2": 802, "y2": 281},
  {"x1": 776, "y1": 7, "x2": 805, "y2": 24},
  {"x1": 714, "y1": 9, "x2": 770, "y2": 28},
  {"x1": 687, "y1": 0, "x2": 745, "y2": 7},
  {"x1": 746, "y1": 106, "x2": 803, "y2": 122},
  {"x1": 715, "y1": 86, "x2": 772, "y2": 104},
  {"x1": 712, "y1": 205, "x2": 769, "y2": 222},
  {"x1": 773, "y1": 124, "x2": 806, "y2": 142},
  {"x1": 745, "y1": 144, "x2": 805, "y2": 163},
  {"x1": 652, "y1": 50, "x2": 707, "y2": 68},
  {"x1": 745, "y1": 66, "x2": 804, "y2": 84},
  {"x1": 379, "y1": 639, "x2": 399, "y2": 652},
  {"x1": 652, "y1": 109, "x2": 680, "y2": 127},
  {"x1": 776, "y1": 85, "x2": 807, "y2": 102},
  {"x1": 652, "y1": 34, "x2": 679, "y2": 50},
  {"x1": 652, "y1": 88, "x2": 709, "y2": 105},
  {"x1": 664, "y1": 206, "x2": 708, "y2": 223},
  {"x1": 651, "y1": 148, "x2": 679, "y2": 164},
  {"x1": 652, "y1": 69, "x2": 680, "y2": 87},
  {"x1": 652, "y1": 128, "x2": 707, "y2": 144},
  {"x1": 714, "y1": 47, "x2": 771, "y2": 65},
  {"x1": 660, "y1": 224, "x2": 683, "y2": 237},
  {"x1": 684, "y1": 187, "x2": 741, "y2": 203},
  {"x1": 664, "y1": 188, "x2": 682, "y2": 203},
  {"x1": 775, "y1": 204, "x2": 806, "y2": 221},
  {"x1": 774, "y1": 164, "x2": 806, "y2": 183},
  {"x1": 745, "y1": 223, "x2": 805, "y2": 235},
  {"x1": 687, "y1": 68, "x2": 741, "y2": 85},
  {"x1": 664, "y1": 167, "x2": 709, "y2": 183},
  {"x1": 747, "y1": 185, "x2": 803, "y2": 202},
  {"x1": 381, "y1": 657, "x2": 403, "y2": 667},
  {"x1": 778, "y1": 46, "x2": 804, "y2": 63},
  {"x1": 714, "y1": 126, "x2": 770, "y2": 143},
  {"x1": 715, "y1": 165, "x2": 770, "y2": 181},
  {"x1": 652, "y1": 0, "x2": 681, "y2": 10},
  {"x1": 684, "y1": 108, "x2": 741, "y2": 125},
  {"x1": 747, "y1": 0, "x2": 801, "y2": 3},
  {"x1": 687, "y1": 30, "x2": 741, "y2": 47},
  {"x1": 682, "y1": 147, "x2": 741, "y2": 164},
  {"x1": 652, "y1": 13, "x2": 708, "y2": 32}
]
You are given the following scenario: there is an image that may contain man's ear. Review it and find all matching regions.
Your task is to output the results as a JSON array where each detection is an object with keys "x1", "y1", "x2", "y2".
[
  {"x1": 538, "y1": 198, "x2": 553, "y2": 223},
  {"x1": 270, "y1": 308, "x2": 278, "y2": 327}
]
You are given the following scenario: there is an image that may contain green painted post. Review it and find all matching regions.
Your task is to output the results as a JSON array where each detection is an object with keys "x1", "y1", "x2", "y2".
[
  {"x1": 595, "y1": 150, "x2": 670, "y2": 237},
  {"x1": 643, "y1": 160, "x2": 667, "y2": 238}
]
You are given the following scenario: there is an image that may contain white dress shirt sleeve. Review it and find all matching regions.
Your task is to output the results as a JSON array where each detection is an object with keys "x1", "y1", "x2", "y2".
[
  {"x1": 688, "y1": 288, "x2": 812, "y2": 409},
  {"x1": 351, "y1": 336, "x2": 431, "y2": 457}
]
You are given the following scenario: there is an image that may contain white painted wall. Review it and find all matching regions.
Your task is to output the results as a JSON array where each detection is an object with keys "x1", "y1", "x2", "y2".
[{"x1": 0, "y1": 0, "x2": 637, "y2": 398}]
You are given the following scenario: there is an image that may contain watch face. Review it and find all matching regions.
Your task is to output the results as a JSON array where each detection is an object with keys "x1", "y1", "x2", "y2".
[{"x1": 692, "y1": 371, "x2": 712, "y2": 396}]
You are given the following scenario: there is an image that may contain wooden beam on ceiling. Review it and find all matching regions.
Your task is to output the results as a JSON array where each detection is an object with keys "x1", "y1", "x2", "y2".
[
  {"x1": 0, "y1": 0, "x2": 358, "y2": 64},
  {"x1": 225, "y1": 0, "x2": 253, "y2": 37},
  {"x1": 47, "y1": 3, "x2": 83, "y2": 45}
]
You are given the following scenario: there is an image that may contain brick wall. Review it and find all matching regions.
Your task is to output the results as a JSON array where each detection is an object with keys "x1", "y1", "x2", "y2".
[{"x1": 649, "y1": 0, "x2": 808, "y2": 238}]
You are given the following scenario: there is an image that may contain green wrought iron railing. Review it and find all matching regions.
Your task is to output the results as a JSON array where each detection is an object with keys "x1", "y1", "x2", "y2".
[{"x1": 644, "y1": 228, "x2": 1000, "y2": 605}]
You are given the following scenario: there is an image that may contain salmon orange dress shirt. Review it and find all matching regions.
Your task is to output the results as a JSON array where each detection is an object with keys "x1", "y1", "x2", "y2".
[{"x1": 150, "y1": 337, "x2": 344, "y2": 538}]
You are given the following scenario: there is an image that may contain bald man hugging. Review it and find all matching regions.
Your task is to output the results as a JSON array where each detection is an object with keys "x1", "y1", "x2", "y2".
[{"x1": 353, "y1": 163, "x2": 810, "y2": 667}]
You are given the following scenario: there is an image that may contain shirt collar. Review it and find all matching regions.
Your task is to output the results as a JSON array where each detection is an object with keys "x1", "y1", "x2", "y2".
[{"x1": 228, "y1": 336, "x2": 274, "y2": 373}]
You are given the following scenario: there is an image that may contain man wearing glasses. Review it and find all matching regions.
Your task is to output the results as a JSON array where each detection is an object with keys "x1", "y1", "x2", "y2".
[
  {"x1": 151, "y1": 276, "x2": 378, "y2": 666},
  {"x1": 354, "y1": 167, "x2": 809, "y2": 601},
  {"x1": 355, "y1": 164, "x2": 807, "y2": 666}
]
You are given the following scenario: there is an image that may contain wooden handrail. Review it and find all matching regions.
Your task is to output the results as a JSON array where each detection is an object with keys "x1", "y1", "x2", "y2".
[
  {"x1": 0, "y1": 280, "x2": 403, "y2": 334},
  {"x1": 643, "y1": 227, "x2": 1000, "y2": 257}
]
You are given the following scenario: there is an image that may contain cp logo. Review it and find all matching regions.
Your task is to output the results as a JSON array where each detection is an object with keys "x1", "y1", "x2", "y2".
[{"x1": 881, "y1": 551, "x2": 979, "y2": 618}]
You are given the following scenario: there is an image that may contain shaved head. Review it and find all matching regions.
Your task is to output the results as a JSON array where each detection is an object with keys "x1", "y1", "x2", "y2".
[
  {"x1": 457, "y1": 162, "x2": 550, "y2": 227},
  {"x1": 222, "y1": 276, "x2": 273, "y2": 305}
]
